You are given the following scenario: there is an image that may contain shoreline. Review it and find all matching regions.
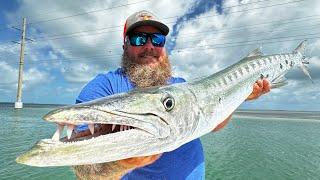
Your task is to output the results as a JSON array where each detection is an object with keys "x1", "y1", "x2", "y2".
[{"x1": 0, "y1": 102, "x2": 319, "y2": 113}]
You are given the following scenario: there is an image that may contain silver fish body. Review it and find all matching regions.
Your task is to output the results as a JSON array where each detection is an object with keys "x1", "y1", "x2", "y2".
[{"x1": 16, "y1": 41, "x2": 310, "y2": 167}]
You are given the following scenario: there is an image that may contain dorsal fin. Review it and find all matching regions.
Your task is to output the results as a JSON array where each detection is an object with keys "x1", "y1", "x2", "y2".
[{"x1": 247, "y1": 47, "x2": 263, "y2": 57}]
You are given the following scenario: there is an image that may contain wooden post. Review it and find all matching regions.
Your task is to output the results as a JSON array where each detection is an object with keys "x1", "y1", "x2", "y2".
[{"x1": 15, "y1": 18, "x2": 26, "y2": 109}]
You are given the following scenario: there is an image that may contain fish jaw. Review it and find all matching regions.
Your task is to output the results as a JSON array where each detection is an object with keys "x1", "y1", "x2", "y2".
[
  {"x1": 16, "y1": 128, "x2": 157, "y2": 167},
  {"x1": 42, "y1": 106, "x2": 170, "y2": 138}
]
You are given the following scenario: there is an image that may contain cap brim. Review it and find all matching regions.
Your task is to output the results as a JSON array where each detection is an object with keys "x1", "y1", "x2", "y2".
[{"x1": 126, "y1": 20, "x2": 169, "y2": 35}]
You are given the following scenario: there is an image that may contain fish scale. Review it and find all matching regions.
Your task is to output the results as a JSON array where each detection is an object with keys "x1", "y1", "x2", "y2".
[{"x1": 16, "y1": 41, "x2": 312, "y2": 167}]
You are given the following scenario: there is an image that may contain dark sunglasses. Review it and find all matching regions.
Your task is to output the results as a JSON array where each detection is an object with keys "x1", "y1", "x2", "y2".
[{"x1": 128, "y1": 32, "x2": 166, "y2": 47}]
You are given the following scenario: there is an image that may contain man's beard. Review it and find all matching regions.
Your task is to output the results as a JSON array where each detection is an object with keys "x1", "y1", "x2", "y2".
[{"x1": 121, "y1": 50, "x2": 172, "y2": 88}]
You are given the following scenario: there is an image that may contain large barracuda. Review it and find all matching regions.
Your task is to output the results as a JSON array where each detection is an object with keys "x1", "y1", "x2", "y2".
[{"x1": 17, "y1": 41, "x2": 311, "y2": 167}]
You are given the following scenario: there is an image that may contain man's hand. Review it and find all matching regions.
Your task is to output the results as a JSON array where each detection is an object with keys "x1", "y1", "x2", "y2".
[
  {"x1": 119, "y1": 154, "x2": 161, "y2": 169},
  {"x1": 246, "y1": 79, "x2": 271, "y2": 101},
  {"x1": 73, "y1": 154, "x2": 162, "y2": 179}
]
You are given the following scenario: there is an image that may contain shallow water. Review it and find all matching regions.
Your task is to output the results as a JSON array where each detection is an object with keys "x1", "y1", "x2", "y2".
[{"x1": 0, "y1": 106, "x2": 319, "y2": 179}]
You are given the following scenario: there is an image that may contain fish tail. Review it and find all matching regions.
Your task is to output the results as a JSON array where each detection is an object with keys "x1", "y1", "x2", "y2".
[
  {"x1": 293, "y1": 40, "x2": 306, "y2": 55},
  {"x1": 294, "y1": 40, "x2": 314, "y2": 83}
]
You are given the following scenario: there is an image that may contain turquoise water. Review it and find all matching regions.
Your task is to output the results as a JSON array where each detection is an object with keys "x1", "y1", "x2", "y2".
[{"x1": 1, "y1": 106, "x2": 319, "y2": 179}]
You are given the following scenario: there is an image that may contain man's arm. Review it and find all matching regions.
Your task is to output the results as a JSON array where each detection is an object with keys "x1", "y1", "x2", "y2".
[
  {"x1": 73, "y1": 155, "x2": 161, "y2": 179},
  {"x1": 212, "y1": 79, "x2": 271, "y2": 132}
]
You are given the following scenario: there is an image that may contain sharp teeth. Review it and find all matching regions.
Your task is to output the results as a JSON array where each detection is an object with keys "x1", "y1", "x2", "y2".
[
  {"x1": 67, "y1": 124, "x2": 75, "y2": 139},
  {"x1": 52, "y1": 124, "x2": 64, "y2": 141},
  {"x1": 120, "y1": 125, "x2": 123, "y2": 131},
  {"x1": 88, "y1": 124, "x2": 94, "y2": 134},
  {"x1": 112, "y1": 124, "x2": 116, "y2": 131}
]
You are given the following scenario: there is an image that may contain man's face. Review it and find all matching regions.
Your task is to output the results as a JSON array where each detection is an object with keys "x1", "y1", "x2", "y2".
[
  {"x1": 122, "y1": 25, "x2": 172, "y2": 88},
  {"x1": 124, "y1": 25, "x2": 167, "y2": 67}
]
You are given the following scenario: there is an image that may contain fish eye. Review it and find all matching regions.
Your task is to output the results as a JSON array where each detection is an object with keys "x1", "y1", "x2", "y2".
[{"x1": 162, "y1": 96, "x2": 175, "y2": 111}]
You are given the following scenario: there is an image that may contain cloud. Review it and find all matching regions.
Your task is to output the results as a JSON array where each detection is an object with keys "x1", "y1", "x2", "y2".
[
  {"x1": 0, "y1": 61, "x2": 18, "y2": 99},
  {"x1": 0, "y1": 60, "x2": 50, "y2": 87},
  {"x1": 61, "y1": 62, "x2": 101, "y2": 83}
]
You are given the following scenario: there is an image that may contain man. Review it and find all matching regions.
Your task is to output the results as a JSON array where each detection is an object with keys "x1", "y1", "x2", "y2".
[{"x1": 73, "y1": 10, "x2": 270, "y2": 179}]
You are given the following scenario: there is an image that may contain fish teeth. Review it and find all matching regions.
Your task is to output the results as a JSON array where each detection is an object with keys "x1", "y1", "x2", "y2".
[
  {"x1": 120, "y1": 125, "x2": 124, "y2": 131},
  {"x1": 88, "y1": 124, "x2": 94, "y2": 134},
  {"x1": 111, "y1": 124, "x2": 116, "y2": 132},
  {"x1": 51, "y1": 124, "x2": 64, "y2": 141},
  {"x1": 67, "y1": 124, "x2": 75, "y2": 139}
]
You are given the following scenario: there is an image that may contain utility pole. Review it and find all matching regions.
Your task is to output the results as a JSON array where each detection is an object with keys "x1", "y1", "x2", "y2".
[{"x1": 15, "y1": 18, "x2": 26, "y2": 109}]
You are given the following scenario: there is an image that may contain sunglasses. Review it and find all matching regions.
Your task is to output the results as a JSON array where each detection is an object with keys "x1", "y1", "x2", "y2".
[{"x1": 127, "y1": 32, "x2": 166, "y2": 47}]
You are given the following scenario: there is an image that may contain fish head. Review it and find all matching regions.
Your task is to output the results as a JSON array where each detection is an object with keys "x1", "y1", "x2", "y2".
[{"x1": 16, "y1": 84, "x2": 201, "y2": 167}]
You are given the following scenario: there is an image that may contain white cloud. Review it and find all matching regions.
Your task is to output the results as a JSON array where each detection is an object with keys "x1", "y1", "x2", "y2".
[{"x1": 0, "y1": 61, "x2": 50, "y2": 93}]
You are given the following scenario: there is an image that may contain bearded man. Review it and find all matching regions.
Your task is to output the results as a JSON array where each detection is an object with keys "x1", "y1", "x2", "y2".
[{"x1": 72, "y1": 10, "x2": 270, "y2": 179}]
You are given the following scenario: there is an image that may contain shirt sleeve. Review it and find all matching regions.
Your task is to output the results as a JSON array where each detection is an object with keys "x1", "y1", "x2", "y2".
[
  {"x1": 76, "y1": 73, "x2": 115, "y2": 104},
  {"x1": 170, "y1": 77, "x2": 186, "y2": 84}
]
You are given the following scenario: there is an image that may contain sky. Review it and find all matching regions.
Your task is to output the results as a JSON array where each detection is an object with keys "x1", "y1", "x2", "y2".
[{"x1": 0, "y1": 0, "x2": 319, "y2": 111}]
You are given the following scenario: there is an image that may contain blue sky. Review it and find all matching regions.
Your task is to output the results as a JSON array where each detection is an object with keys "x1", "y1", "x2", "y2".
[{"x1": 0, "y1": 0, "x2": 319, "y2": 111}]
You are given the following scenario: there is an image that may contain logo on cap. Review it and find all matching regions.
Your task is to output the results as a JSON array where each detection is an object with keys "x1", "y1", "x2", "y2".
[{"x1": 139, "y1": 13, "x2": 153, "y2": 21}]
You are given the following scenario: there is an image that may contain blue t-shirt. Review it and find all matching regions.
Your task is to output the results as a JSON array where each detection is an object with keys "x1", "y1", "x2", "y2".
[{"x1": 76, "y1": 68, "x2": 205, "y2": 179}]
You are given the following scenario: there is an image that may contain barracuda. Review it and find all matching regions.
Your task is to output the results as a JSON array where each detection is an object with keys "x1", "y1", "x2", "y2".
[{"x1": 16, "y1": 41, "x2": 312, "y2": 167}]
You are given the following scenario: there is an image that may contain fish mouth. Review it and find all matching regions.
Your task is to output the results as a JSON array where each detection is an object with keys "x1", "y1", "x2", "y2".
[{"x1": 43, "y1": 106, "x2": 170, "y2": 143}]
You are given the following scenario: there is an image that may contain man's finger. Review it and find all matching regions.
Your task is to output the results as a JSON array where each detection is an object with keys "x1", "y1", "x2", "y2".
[
  {"x1": 253, "y1": 83, "x2": 262, "y2": 95},
  {"x1": 262, "y1": 79, "x2": 271, "y2": 93},
  {"x1": 256, "y1": 79, "x2": 264, "y2": 89}
]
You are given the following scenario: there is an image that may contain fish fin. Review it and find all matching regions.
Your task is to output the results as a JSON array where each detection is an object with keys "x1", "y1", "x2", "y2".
[
  {"x1": 300, "y1": 62, "x2": 314, "y2": 84},
  {"x1": 294, "y1": 40, "x2": 314, "y2": 83},
  {"x1": 247, "y1": 47, "x2": 263, "y2": 57},
  {"x1": 271, "y1": 75, "x2": 288, "y2": 89},
  {"x1": 293, "y1": 40, "x2": 307, "y2": 55}
]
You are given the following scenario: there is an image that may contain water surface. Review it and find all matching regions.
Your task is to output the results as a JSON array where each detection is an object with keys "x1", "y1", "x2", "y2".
[{"x1": 0, "y1": 106, "x2": 319, "y2": 179}]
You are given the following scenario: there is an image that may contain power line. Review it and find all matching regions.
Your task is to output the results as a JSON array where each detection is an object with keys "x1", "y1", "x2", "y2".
[
  {"x1": 31, "y1": 28, "x2": 121, "y2": 41},
  {"x1": 24, "y1": 18, "x2": 320, "y2": 53},
  {"x1": 0, "y1": 0, "x2": 151, "y2": 31},
  {"x1": 31, "y1": 26, "x2": 121, "y2": 40},
  {"x1": 171, "y1": 37, "x2": 319, "y2": 54},
  {"x1": 23, "y1": 34, "x2": 319, "y2": 64},
  {"x1": 28, "y1": 0, "x2": 276, "y2": 38},
  {"x1": 0, "y1": 0, "x2": 307, "y2": 36},
  {"x1": 173, "y1": 33, "x2": 319, "y2": 51},
  {"x1": 26, "y1": 0, "x2": 305, "y2": 41},
  {"x1": 176, "y1": 14, "x2": 320, "y2": 38},
  {"x1": 18, "y1": 0, "x2": 129, "y2": 19},
  {"x1": 7, "y1": 1, "x2": 312, "y2": 58},
  {"x1": 26, "y1": 8, "x2": 318, "y2": 44},
  {"x1": 162, "y1": 0, "x2": 306, "y2": 27},
  {"x1": 26, "y1": 23, "x2": 320, "y2": 55},
  {"x1": 27, "y1": 0, "x2": 152, "y2": 25},
  {"x1": 175, "y1": 23, "x2": 320, "y2": 45}
]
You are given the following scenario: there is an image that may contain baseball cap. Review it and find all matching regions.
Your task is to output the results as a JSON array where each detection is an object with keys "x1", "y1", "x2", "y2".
[{"x1": 123, "y1": 10, "x2": 169, "y2": 42}]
